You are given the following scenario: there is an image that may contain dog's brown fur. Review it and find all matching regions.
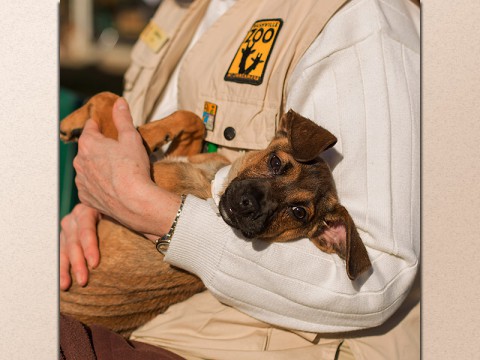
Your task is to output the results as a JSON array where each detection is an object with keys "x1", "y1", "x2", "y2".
[{"x1": 60, "y1": 92, "x2": 371, "y2": 337}]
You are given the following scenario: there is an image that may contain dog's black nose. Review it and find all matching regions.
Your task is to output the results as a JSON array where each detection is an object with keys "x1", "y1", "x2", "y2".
[
  {"x1": 220, "y1": 179, "x2": 278, "y2": 238},
  {"x1": 238, "y1": 193, "x2": 260, "y2": 216}
]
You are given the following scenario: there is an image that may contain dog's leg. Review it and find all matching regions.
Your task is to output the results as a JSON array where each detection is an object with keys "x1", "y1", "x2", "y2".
[
  {"x1": 59, "y1": 91, "x2": 206, "y2": 159},
  {"x1": 137, "y1": 111, "x2": 206, "y2": 156},
  {"x1": 59, "y1": 92, "x2": 120, "y2": 142},
  {"x1": 151, "y1": 153, "x2": 230, "y2": 199}
]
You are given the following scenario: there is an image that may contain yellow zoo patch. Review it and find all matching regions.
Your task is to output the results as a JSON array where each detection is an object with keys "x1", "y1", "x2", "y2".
[{"x1": 225, "y1": 19, "x2": 283, "y2": 85}]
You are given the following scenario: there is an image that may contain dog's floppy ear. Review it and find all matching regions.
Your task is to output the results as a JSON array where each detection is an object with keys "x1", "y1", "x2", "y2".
[
  {"x1": 311, "y1": 204, "x2": 371, "y2": 280},
  {"x1": 279, "y1": 109, "x2": 337, "y2": 162}
]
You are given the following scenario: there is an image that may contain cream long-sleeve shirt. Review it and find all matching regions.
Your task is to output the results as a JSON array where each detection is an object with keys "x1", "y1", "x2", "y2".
[{"x1": 157, "y1": 0, "x2": 420, "y2": 333}]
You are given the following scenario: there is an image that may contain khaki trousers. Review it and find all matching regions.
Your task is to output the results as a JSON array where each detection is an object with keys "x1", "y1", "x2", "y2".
[{"x1": 130, "y1": 285, "x2": 420, "y2": 360}]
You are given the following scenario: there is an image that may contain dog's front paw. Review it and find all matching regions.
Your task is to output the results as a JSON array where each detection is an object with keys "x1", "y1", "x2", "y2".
[
  {"x1": 60, "y1": 125, "x2": 84, "y2": 142},
  {"x1": 59, "y1": 92, "x2": 119, "y2": 142},
  {"x1": 59, "y1": 100, "x2": 92, "y2": 143}
]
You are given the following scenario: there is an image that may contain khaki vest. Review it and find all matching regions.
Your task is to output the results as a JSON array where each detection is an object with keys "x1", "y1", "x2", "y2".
[
  {"x1": 123, "y1": 0, "x2": 211, "y2": 124},
  {"x1": 123, "y1": 0, "x2": 348, "y2": 156}
]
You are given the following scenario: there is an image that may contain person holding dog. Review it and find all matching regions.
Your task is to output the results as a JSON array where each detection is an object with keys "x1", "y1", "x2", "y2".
[{"x1": 60, "y1": 0, "x2": 420, "y2": 359}]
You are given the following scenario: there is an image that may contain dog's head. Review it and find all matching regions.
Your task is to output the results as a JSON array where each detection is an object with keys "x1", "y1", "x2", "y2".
[{"x1": 218, "y1": 110, "x2": 371, "y2": 280}]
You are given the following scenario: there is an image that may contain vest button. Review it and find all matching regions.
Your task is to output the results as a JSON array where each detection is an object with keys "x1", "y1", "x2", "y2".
[{"x1": 223, "y1": 127, "x2": 236, "y2": 141}]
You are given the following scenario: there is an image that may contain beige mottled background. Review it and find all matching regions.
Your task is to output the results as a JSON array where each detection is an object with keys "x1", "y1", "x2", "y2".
[
  {"x1": 0, "y1": 1, "x2": 478, "y2": 358},
  {"x1": 0, "y1": 1, "x2": 58, "y2": 359},
  {"x1": 422, "y1": 1, "x2": 480, "y2": 359}
]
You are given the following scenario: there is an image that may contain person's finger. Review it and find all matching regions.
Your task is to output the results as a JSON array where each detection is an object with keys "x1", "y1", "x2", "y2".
[
  {"x1": 77, "y1": 212, "x2": 100, "y2": 269},
  {"x1": 67, "y1": 241, "x2": 89, "y2": 287},
  {"x1": 76, "y1": 119, "x2": 104, "y2": 160},
  {"x1": 60, "y1": 210, "x2": 89, "y2": 287},
  {"x1": 59, "y1": 232, "x2": 72, "y2": 291},
  {"x1": 60, "y1": 215, "x2": 77, "y2": 289},
  {"x1": 112, "y1": 98, "x2": 139, "y2": 142},
  {"x1": 69, "y1": 204, "x2": 100, "y2": 269},
  {"x1": 82, "y1": 117, "x2": 101, "y2": 135}
]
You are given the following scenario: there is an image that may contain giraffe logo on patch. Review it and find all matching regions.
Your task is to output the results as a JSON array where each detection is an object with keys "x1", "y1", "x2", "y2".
[{"x1": 225, "y1": 19, "x2": 283, "y2": 86}]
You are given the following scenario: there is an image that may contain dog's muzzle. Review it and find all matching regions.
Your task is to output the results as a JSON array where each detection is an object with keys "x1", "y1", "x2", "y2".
[{"x1": 219, "y1": 179, "x2": 277, "y2": 239}]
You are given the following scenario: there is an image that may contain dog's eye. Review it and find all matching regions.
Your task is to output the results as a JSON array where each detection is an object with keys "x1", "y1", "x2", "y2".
[
  {"x1": 269, "y1": 154, "x2": 282, "y2": 174},
  {"x1": 291, "y1": 206, "x2": 307, "y2": 220}
]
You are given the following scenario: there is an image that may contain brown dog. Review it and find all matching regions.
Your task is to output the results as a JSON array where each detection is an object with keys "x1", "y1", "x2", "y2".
[{"x1": 59, "y1": 92, "x2": 371, "y2": 337}]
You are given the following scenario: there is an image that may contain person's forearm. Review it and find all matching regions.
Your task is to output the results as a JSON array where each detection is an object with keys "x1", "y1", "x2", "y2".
[
  {"x1": 166, "y1": 196, "x2": 418, "y2": 332},
  {"x1": 115, "y1": 182, "x2": 182, "y2": 241}
]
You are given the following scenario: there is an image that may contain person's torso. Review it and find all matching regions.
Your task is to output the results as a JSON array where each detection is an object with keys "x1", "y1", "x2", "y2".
[{"x1": 123, "y1": 0, "x2": 348, "y2": 160}]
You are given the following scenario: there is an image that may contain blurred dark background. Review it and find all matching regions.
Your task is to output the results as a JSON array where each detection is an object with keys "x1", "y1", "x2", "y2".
[{"x1": 60, "y1": 0, "x2": 161, "y2": 219}]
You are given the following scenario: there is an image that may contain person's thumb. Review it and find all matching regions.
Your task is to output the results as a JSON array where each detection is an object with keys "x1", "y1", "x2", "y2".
[
  {"x1": 83, "y1": 117, "x2": 100, "y2": 135},
  {"x1": 112, "y1": 97, "x2": 136, "y2": 140}
]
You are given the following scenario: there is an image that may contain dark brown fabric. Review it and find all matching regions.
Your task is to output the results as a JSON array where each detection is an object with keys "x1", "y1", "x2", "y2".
[
  {"x1": 60, "y1": 314, "x2": 185, "y2": 360},
  {"x1": 60, "y1": 314, "x2": 96, "y2": 360}
]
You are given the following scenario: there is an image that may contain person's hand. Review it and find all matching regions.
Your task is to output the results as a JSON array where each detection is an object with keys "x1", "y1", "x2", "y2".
[
  {"x1": 60, "y1": 203, "x2": 100, "y2": 290},
  {"x1": 73, "y1": 98, "x2": 153, "y2": 227},
  {"x1": 73, "y1": 97, "x2": 181, "y2": 238}
]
